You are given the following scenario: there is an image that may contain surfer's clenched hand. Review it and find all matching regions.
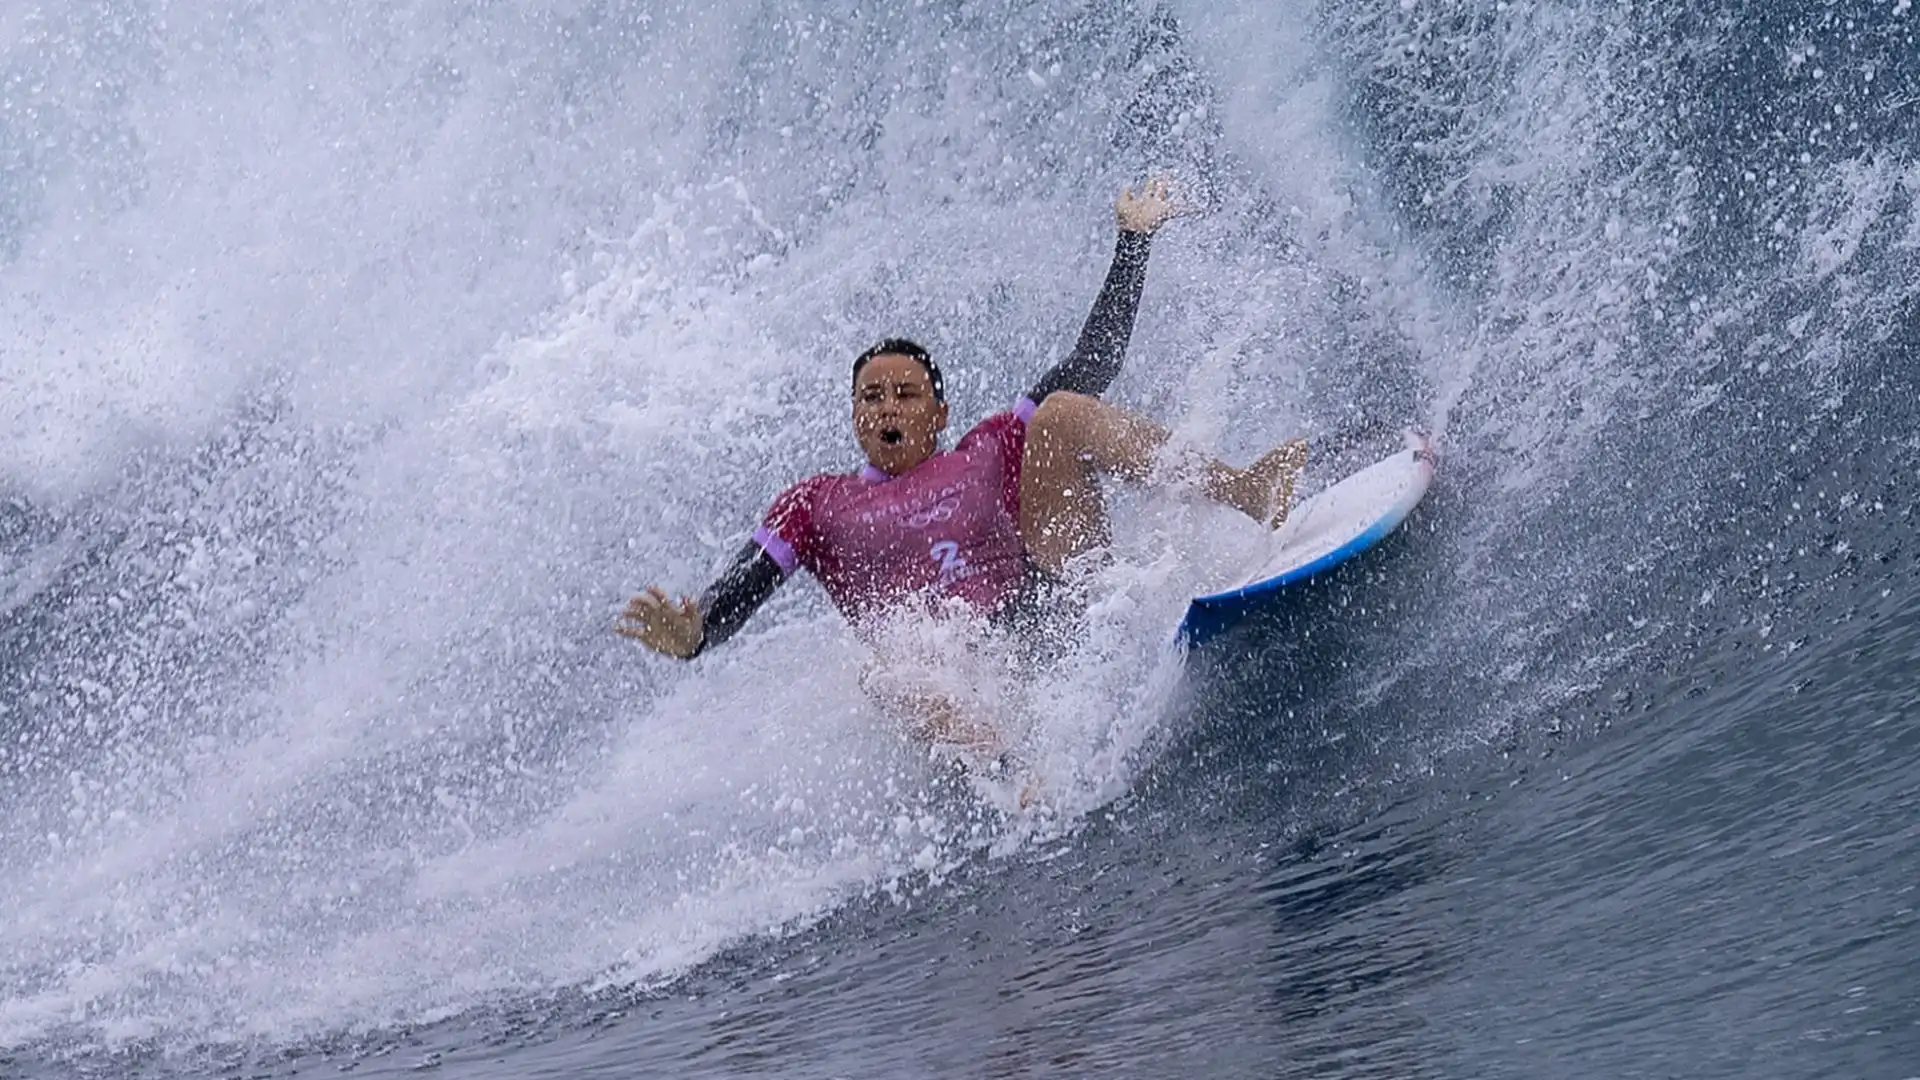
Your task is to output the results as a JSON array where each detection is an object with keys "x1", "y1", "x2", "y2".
[
  {"x1": 616, "y1": 587, "x2": 704, "y2": 659},
  {"x1": 1116, "y1": 175, "x2": 1186, "y2": 234}
]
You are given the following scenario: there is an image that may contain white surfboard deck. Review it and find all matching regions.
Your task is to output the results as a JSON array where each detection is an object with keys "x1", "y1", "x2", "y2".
[{"x1": 1177, "y1": 430, "x2": 1437, "y2": 647}]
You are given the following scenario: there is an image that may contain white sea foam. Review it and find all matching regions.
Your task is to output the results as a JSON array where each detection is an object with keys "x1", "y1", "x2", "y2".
[{"x1": 0, "y1": 1, "x2": 1345, "y2": 1049}]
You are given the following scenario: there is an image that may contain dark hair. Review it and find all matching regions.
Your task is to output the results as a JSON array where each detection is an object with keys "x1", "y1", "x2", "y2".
[{"x1": 851, "y1": 338, "x2": 945, "y2": 402}]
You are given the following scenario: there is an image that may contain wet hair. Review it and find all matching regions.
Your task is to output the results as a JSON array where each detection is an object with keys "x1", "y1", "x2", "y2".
[{"x1": 851, "y1": 338, "x2": 945, "y2": 402}]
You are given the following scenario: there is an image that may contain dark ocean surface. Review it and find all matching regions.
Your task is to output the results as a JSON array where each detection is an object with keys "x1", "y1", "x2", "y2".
[{"x1": 3, "y1": 1, "x2": 1917, "y2": 1077}]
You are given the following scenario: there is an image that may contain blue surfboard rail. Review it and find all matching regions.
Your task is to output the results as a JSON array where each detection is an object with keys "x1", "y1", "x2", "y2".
[{"x1": 1176, "y1": 442, "x2": 1435, "y2": 649}]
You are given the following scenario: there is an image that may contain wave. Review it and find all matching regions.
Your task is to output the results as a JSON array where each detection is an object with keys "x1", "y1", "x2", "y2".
[{"x1": 2, "y1": 0, "x2": 1914, "y2": 1058}]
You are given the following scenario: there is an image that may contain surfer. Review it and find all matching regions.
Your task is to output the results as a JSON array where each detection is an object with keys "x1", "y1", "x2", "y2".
[{"x1": 618, "y1": 179, "x2": 1307, "y2": 749}]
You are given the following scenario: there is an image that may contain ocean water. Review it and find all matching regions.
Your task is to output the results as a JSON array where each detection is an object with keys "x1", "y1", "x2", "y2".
[{"x1": 2, "y1": 1, "x2": 1916, "y2": 1077}]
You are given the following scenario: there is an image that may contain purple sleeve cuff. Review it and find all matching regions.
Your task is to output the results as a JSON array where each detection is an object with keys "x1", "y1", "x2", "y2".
[
  {"x1": 1013, "y1": 396, "x2": 1038, "y2": 424},
  {"x1": 752, "y1": 525, "x2": 799, "y2": 575}
]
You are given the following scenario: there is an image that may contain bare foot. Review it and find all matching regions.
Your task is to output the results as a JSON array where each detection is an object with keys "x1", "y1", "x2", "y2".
[{"x1": 1222, "y1": 439, "x2": 1309, "y2": 528}]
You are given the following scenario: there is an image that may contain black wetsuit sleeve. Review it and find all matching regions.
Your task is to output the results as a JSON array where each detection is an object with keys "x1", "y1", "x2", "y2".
[
  {"x1": 689, "y1": 540, "x2": 785, "y2": 658},
  {"x1": 1025, "y1": 229, "x2": 1154, "y2": 403}
]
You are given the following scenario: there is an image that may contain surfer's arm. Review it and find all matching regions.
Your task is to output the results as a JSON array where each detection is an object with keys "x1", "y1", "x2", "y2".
[
  {"x1": 1026, "y1": 231, "x2": 1152, "y2": 402},
  {"x1": 1026, "y1": 178, "x2": 1182, "y2": 403},
  {"x1": 616, "y1": 544, "x2": 784, "y2": 660},
  {"x1": 621, "y1": 475, "x2": 824, "y2": 660}
]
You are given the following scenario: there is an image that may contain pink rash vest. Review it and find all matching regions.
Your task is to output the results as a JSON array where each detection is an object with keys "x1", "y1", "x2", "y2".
[{"x1": 752, "y1": 398, "x2": 1039, "y2": 622}]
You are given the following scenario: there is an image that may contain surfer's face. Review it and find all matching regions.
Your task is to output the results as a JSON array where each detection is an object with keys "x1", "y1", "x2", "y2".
[{"x1": 853, "y1": 353, "x2": 949, "y2": 476}]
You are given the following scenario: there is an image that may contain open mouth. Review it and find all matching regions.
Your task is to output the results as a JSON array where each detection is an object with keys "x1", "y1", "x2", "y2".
[{"x1": 879, "y1": 429, "x2": 903, "y2": 445}]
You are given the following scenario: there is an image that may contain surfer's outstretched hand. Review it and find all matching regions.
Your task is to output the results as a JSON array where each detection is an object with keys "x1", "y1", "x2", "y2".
[
  {"x1": 1116, "y1": 175, "x2": 1188, "y2": 234},
  {"x1": 617, "y1": 586, "x2": 704, "y2": 659}
]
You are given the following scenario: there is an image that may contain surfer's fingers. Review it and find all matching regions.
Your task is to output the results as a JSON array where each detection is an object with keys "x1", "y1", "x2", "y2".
[
  {"x1": 626, "y1": 587, "x2": 679, "y2": 614},
  {"x1": 1145, "y1": 176, "x2": 1192, "y2": 222}
]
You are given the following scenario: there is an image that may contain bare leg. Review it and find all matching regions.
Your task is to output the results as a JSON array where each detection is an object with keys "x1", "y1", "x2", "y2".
[
  {"x1": 857, "y1": 665, "x2": 1043, "y2": 805},
  {"x1": 1019, "y1": 391, "x2": 1308, "y2": 573},
  {"x1": 857, "y1": 648, "x2": 1005, "y2": 755},
  {"x1": 897, "y1": 691, "x2": 1006, "y2": 756}
]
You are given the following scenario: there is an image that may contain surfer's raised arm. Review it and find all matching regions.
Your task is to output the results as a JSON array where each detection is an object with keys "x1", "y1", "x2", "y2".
[{"x1": 1026, "y1": 177, "x2": 1185, "y2": 404}]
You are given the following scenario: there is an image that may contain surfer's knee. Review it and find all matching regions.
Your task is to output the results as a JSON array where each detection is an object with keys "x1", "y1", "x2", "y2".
[{"x1": 1028, "y1": 391, "x2": 1098, "y2": 451}]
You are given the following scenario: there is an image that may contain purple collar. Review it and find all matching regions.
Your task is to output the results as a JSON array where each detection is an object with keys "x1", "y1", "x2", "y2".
[{"x1": 858, "y1": 464, "x2": 892, "y2": 485}]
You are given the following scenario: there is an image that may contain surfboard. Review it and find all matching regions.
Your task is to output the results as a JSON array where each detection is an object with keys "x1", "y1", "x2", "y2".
[{"x1": 1177, "y1": 430, "x2": 1437, "y2": 648}]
